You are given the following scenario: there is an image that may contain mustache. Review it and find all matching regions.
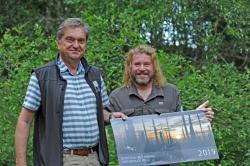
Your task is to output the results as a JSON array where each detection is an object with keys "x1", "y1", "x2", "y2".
[{"x1": 137, "y1": 71, "x2": 149, "y2": 75}]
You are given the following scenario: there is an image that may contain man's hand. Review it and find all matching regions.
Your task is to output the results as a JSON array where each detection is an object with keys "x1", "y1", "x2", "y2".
[
  {"x1": 103, "y1": 109, "x2": 127, "y2": 123},
  {"x1": 110, "y1": 112, "x2": 127, "y2": 120},
  {"x1": 196, "y1": 100, "x2": 214, "y2": 122}
]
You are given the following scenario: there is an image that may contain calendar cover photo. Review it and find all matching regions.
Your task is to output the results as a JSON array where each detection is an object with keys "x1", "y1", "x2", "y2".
[{"x1": 111, "y1": 110, "x2": 219, "y2": 166}]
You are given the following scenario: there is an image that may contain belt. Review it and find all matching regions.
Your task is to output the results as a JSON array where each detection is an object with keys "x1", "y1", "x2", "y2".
[{"x1": 63, "y1": 146, "x2": 97, "y2": 156}]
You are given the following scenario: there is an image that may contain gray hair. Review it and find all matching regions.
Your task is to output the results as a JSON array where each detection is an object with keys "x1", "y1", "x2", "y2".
[{"x1": 56, "y1": 18, "x2": 89, "y2": 40}]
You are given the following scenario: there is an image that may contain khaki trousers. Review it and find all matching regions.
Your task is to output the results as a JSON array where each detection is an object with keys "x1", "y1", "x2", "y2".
[{"x1": 63, "y1": 151, "x2": 100, "y2": 166}]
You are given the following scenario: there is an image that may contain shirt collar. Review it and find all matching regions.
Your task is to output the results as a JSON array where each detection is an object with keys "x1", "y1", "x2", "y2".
[
  {"x1": 128, "y1": 84, "x2": 164, "y2": 98},
  {"x1": 56, "y1": 56, "x2": 85, "y2": 75}
]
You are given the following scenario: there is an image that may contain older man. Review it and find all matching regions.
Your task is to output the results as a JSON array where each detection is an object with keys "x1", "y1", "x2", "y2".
[{"x1": 15, "y1": 18, "x2": 125, "y2": 166}]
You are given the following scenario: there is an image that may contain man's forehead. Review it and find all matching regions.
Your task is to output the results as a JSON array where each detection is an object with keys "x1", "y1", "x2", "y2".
[
  {"x1": 132, "y1": 53, "x2": 152, "y2": 61},
  {"x1": 63, "y1": 27, "x2": 86, "y2": 37}
]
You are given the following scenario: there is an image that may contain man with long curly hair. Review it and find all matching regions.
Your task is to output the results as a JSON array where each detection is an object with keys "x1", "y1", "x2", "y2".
[{"x1": 108, "y1": 44, "x2": 214, "y2": 122}]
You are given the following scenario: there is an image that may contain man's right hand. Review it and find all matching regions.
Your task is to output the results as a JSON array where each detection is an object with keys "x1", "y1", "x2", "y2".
[
  {"x1": 110, "y1": 112, "x2": 127, "y2": 121},
  {"x1": 15, "y1": 108, "x2": 34, "y2": 166}
]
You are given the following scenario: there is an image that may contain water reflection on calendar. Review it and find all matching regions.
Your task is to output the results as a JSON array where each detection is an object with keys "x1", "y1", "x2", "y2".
[{"x1": 111, "y1": 110, "x2": 219, "y2": 166}]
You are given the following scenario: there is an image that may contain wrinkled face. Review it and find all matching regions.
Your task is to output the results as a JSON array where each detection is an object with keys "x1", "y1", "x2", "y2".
[
  {"x1": 57, "y1": 27, "x2": 87, "y2": 62},
  {"x1": 130, "y1": 53, "x2": 154, "y2": 86}
]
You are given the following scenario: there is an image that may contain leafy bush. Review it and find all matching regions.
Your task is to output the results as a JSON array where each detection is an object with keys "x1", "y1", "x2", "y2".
[
  {"x1": 158, "y1": 53, "x2": 250, "y2": 166},
  {"x1": 0, "y1": 25, "x2": 56, "y2": 166}
]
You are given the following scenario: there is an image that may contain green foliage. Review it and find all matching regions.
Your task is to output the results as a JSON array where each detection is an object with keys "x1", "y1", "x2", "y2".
[
  {"x1": 0, "y1": 0, "x2": 82, "y2": 38},
  {"x1": 158, "y1": 53, "x2": 250, "y2": 165},
  {"x1": 72, "y1": 0, "x2": 250, "y2": 69},
  {"x1": 1, "y1": 0, "x2": 249, "y2": 68},
  {"x1": 107, "y1": 126, "x2": 119, "y2": 166},
  {"x1": 0, "y1": 25, "x2": 56, "y2": 166}
]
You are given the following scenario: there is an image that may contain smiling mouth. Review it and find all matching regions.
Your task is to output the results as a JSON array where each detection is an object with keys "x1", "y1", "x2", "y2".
[
  {"x1": 136, "y1": 75, "x2": 149, "y2": 79},
  {"x1": 137, "y1": 73, "x2": 149, "y2": 76},
  {"x1": 70, "y1": 50, "x2": 80, "y2": 53}
]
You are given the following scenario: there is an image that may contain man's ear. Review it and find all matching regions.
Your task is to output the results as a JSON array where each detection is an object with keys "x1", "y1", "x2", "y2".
[{"x1": 56, "y1": 40, "x2": 60, "y2": 49}]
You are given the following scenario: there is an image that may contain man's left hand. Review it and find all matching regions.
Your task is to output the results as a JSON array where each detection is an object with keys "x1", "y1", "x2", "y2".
[{"x1": 196, "y1": 100, "x2": 214, "y2": 122}]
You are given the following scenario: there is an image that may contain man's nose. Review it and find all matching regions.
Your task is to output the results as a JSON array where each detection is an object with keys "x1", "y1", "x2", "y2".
[
  {"x1": 72, "y1": 40, "x2": 80, "y2": 47},
  {"x1": 139, "y1": 64, "x2": 145, "y2": 70}
]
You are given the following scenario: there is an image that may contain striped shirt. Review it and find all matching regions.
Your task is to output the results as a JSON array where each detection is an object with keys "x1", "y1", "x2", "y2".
[{"x1": 23, "y1": 57, "x2": 109, "y2": 148}]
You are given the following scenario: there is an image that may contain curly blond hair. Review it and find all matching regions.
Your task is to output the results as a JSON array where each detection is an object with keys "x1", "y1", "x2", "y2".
[{"x1": 123, "y1": 44, "x2": 166, "y2": 87}]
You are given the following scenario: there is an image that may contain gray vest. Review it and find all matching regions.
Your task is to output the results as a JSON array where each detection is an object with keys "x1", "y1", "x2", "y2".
[{"x1": 33, "y1": 57, "x2": 109, "y2": 166}]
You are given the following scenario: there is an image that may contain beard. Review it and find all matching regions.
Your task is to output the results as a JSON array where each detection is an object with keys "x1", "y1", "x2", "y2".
[{"x1": 131, "y1": 72, "x2": 154, "y2": 86}]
